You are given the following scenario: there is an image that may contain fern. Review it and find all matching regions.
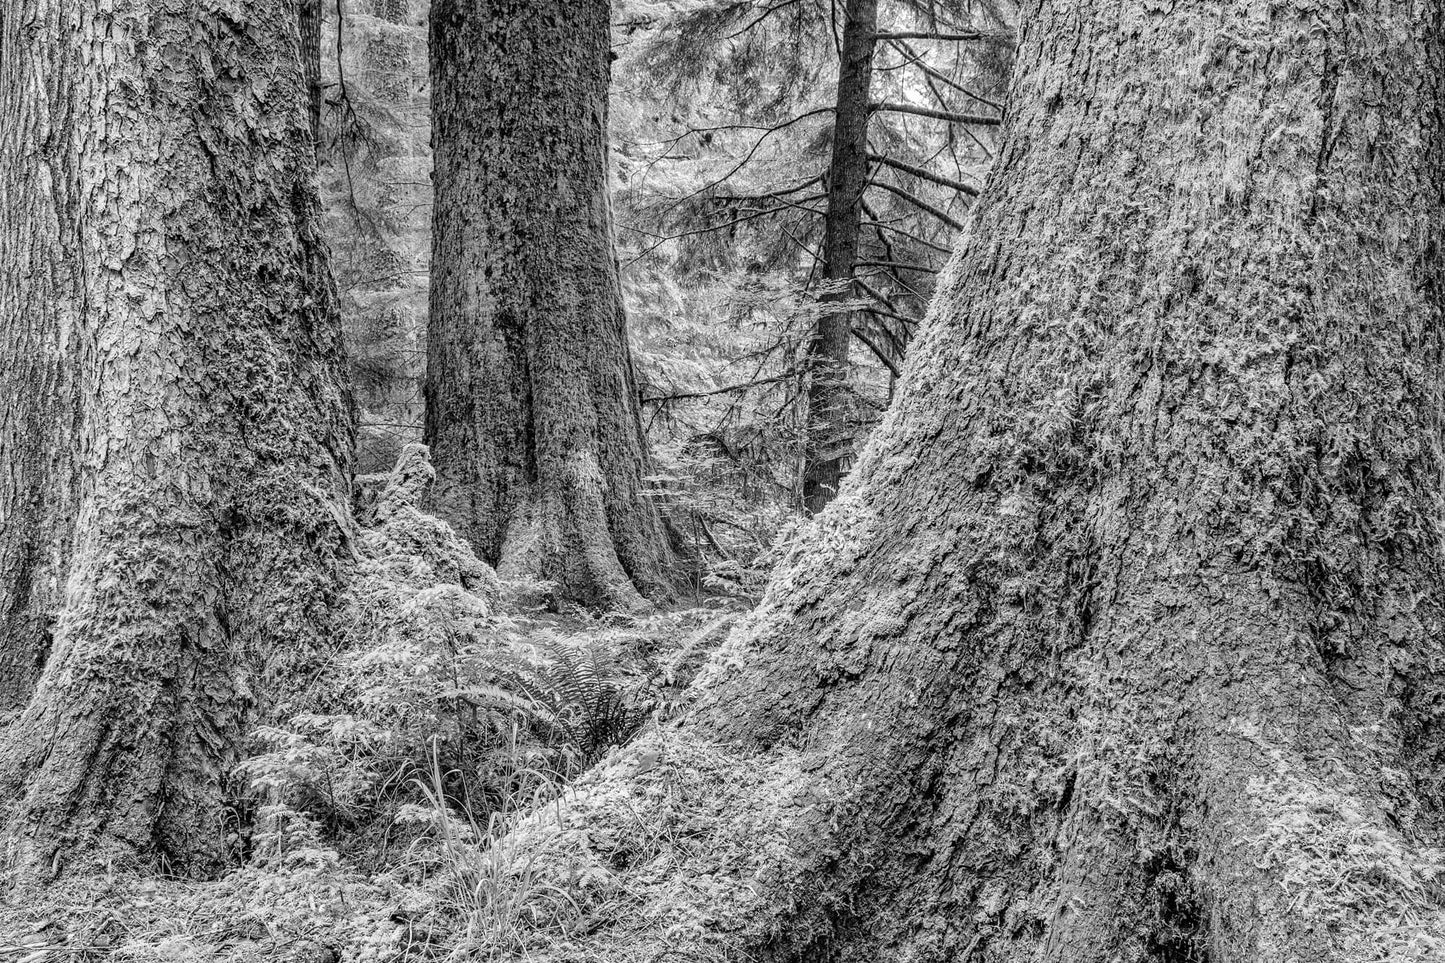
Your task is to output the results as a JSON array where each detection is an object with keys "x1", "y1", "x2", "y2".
[{"x1": 499, "y1": 639, "x2": 654, "y2": 772}]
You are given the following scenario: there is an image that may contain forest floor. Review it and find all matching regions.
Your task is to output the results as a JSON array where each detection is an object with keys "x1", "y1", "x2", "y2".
[
  {"x1": 0, "y1": 602, "x2": 746, "y2": 963},
  {"x1": 1, "y1": 448, "x2": 760, "y2": 963}
]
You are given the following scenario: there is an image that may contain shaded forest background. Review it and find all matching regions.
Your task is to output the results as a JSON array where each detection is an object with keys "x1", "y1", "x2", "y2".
[{"x1": 328, "y1": 0, "x2": 1009, "y2": 596}]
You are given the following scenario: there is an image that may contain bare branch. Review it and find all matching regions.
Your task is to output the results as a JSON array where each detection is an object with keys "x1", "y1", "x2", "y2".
[
  {"x1": 866, "y1": 179, "x2": 966, "y2": 230},
  {"x1": 871, "y1": 101, "x2": 1001, "y2": 125},
  {"x1": 865, "y1": 303, "x2": 920, "y2": 326},
  {"x1": 715, "y1": 171, "x2": 826, "y2": 202},
  {"x1": 886, "y1": 38, "x2": 1005, "y2": 111},
  {"x1": 723, "y1": 0, "x2": 806, "y2": 40},
  {"x1": 856, "y1": 259, "x2": 940, "y2": 273},
  {"x1": 874, "y1": 29, "x2": 1012, "y2": 42},
  {"x1": 643, "y1": 374, "x2": 791, "y2": 405},
  {"x1": 651, "y1": 108, "x2": 836, "y2": 221},
  {"x1": 860, "y1": 218, "x2": 954, "y2": 254},
  {"x1": 852, "y1": 276, "x2": 910, "y2": 317},
  {"x1": 868, "y1": 152, "x2": 979, "y2": 196},
  {"x1": 621, "y1": 201, "x2": 819, "y2": 263},
  {"x1": 852, "y1": 327, "x2": 902, "y2": 377}
]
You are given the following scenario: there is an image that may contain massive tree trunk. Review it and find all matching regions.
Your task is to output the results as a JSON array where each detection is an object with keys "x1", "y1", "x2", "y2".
[
  {"x1": 524, "y1": 2, "x2": 1445, "y2": 960},
  {"x1": 0, "y1": 2, "x2": 75, "y2": 713},
  {"x1": 426, "y1": 0, "x2": 674, "y2": 610},
  {"x1": 0, "y1": 0, "x2": 354, "y2": 879},
  {"x1": 802, "y1": 0, "x2": 878, "y2": 515}
]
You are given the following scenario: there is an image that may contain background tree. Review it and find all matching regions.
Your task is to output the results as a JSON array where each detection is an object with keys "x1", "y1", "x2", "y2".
[
  {"x1": 522, "y1": 1, "x2": 1445, "y2": 959},
  {"x1": 317, "y1": 0, "x2": 433, "y2": 476},
  {"x1": 616, "y1": 0, "x2": 1014, "y2": 514},
  {"x1": 301, "y1": 0, "x2": 325, "y2": 142},
  {"x1": 0, "y1": 0, "x2": 354, "y2": 877},
  {"x1": 307, "y1": 1, "x2": 1008, "y2": 591},
  {"x1": 426, "y1": 0, "x2": 675, "y2": 609},
  {"x1": 804, "y1": 0, "x2": 880, "y2": 512}
]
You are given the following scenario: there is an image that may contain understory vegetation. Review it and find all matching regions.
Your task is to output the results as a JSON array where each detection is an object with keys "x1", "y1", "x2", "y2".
[{"x1": 1, "y1": 445, "x2": 744, "y2": 961}]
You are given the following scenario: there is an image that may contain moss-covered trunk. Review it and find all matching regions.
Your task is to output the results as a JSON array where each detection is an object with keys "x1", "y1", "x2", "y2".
[
  {"x1": 526, "y1": 2, "x2": 1445, "y2": 960},
  {"x1": 425, "y1": 0, "x2": 674, "y2": 611},
  {"x1": 0, "y1": 0, "x2": 354, "y2": 879}
]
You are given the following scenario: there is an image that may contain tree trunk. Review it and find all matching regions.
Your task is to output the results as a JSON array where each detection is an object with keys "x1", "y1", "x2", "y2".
[
  {"x1": 365, "y1": 0, "x2": 412, "y2": 103},
  {"x1": 0, "y1": 1, "x2": 75, "y2": 713},
  {"x1": 803, "y1": 0, "x2": 878, "y2": 515},
  {"x1": 526, "y1": 2, "x2": 1445, "y2": 960},
  {"x1": 300, "y1": 0, "x2": 324, "y2": 148},
  {"x1": 0, "y1": 0, "x2": 354, "y2": 879},
  {"x1": 425, "y1": 0, "x2": 674, "y2": 610}
]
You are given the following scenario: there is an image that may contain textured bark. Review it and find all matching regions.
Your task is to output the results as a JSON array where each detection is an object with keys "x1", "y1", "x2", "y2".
[
  {"x1": 803, "y1": 0, "x2": 878, "y2": 515},
  {"x1": 547, "y1": 2, "x2": 1445, "y2": 960},
  {"x1": 0, "y1": 0, "x2": 75, "y2": 713},
  {"x1": 0, "y1": 0, "x2": 354, "y2": 878},
  {"x1": 300, "y1": 0, "x2": 323, "y2": 147},
  {"x1": 425, "y1": 0, "x2": 674, "y2": 610},
  {"x1": 364, "y1": 0, "x2": 411, "y2": 103}
]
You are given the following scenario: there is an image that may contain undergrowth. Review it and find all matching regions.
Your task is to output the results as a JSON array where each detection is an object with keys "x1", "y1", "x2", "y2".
[{"x1": 0, "y1": 445, "x2": 745, "y2": 963}]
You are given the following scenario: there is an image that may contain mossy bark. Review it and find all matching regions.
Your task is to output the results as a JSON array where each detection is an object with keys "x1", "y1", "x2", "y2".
[
  {"x1": 0, "y1": 0, "x2": 354, "y2": 878},
  {"x1": 539, "y1": 2, "x2": 1445, "y2": 960},
  {"x1": 425, "y1": 0, "x2": 674, "y2": 611}
]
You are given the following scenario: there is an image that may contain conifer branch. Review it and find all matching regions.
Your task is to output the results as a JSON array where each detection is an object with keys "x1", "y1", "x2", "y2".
[
  {"x1": 865, "y1": 179, "x2": 966, "y2": 230},
  {"x1": 871, "y1": 101, "x2": 1001, "y2": 126},
  {"x1": 874, "y1": 29, "x2": 1011, "y2": 42},
  {"x1": 868, "y1": 152, "x2": 979, "y2": 196}
]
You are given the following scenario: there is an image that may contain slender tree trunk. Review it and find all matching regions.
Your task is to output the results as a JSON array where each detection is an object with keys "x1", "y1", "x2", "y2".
[
  {"x1": 803, "y1": 0, "x2": 878, "y2": 515},
  {"x1": 527, "y1": 2, "x2": 1445, "y2": 960},
  {"x1": 0, "y1": 0, "x2": 354, "y2": 879},
  {"x1": 426, "y1": 0, "x2": 674, "y2": 610},
  {"x1": 300, "y1": 0, "x2": 324, "y2": 148}
]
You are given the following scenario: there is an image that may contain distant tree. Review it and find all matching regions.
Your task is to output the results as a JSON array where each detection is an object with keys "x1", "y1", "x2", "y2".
[
  {"x1": 617, "y1": 0, "x2": 1014, "y2": 513},
  {"x1": 537, "y1": 2, "x2": 1445, "y2": 959},
  {"x1": 803, "y1": 0, "x2": 879, "y2": 513},
  {"x1": 0, "y1": 0, "x2": 353, "y2": 877},
  {"x1": 427, "y1": 0, "x2": 674, "y2": 609},
  {"x1": 316, "y1": 0, "x2": 434, "y2": 474},
  {"x1": 300, "y1": 0, "x2": 324, "y2": 143}
]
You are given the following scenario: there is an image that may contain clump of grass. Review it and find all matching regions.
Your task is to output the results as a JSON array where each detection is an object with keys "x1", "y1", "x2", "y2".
[{"x1": 411, "y1": 746, "x2": 593, "y2": 961}]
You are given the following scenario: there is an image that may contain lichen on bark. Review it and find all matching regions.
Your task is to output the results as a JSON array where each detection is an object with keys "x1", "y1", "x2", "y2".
[{"x1": 0, "y1": 0, "x2": 355, "y2": 879}]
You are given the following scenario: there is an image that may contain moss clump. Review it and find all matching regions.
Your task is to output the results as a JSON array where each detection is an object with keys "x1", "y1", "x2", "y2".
[{"x1": 438, "y1": 729, "x2": 822, "y2": 962}]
